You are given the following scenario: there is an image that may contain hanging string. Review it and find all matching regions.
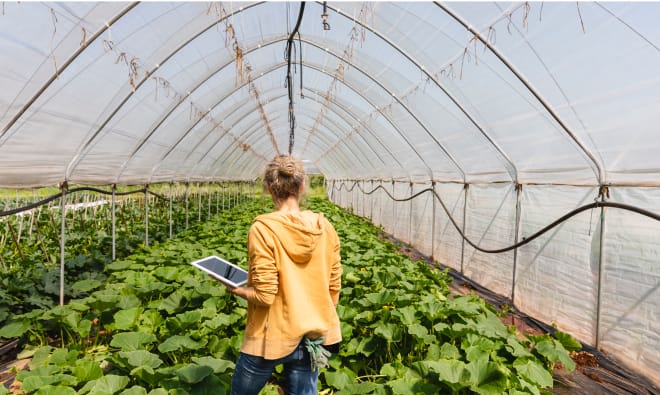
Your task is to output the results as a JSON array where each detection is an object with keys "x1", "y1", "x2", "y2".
[{"x1": 285, "y1": 1, "x2": 306, "y2": 155}]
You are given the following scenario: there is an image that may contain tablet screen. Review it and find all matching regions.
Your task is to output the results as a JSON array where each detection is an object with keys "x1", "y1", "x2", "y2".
[{"x1": 191, "y1": 256, "x2": 248, "y2": 287}]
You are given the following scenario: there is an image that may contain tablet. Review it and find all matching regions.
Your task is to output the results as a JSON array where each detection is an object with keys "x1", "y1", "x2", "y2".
[{"x1": 191, "y1": 255, "x2": 248, "y2": 288}]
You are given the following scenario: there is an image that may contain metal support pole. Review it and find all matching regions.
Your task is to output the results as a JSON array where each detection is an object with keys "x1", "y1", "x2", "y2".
[
  {"x1": 144, "y1": 185, "x2": 149, "y2": 247},
  {"x1": 169, "y1": 183, "x2": 173, "y2": 239},
  {"x1": 511, "y1": 184, "x2": 523, "y2": 305},
  {"x1": 198, "y1": 183, "x2": 202, "y2": 222},
  {"x1": 409, "y1": 182, "x2": 413, "y2": 244},
  {"x1": 112, "y1": 185, "x2": 116, "y2": 260},
  {"x1": 379, "y1": 180, "x2": 383, "y2": 227},
  {"x1": 369, "y1": 180, "x2": 374, "y2": 220},
  {"x1": 461, "y1": 183, "x2": 469, "y2": 275},
  {"x1": 59, "y1": 183, "x2": 67, "y2": 306},
  {"x1": 392, "y1": 181, "x2": 396, "y2": 236},
  {"x1": 431, "y1": 182, "x2": 436, "y2": 261},
  {"x1": 595, "y1": 188, "x2": 608, "y2": 349},
  {"x1": 185, "y1": 183, "x2": 190, "y2": 229},
  {"x1": 207, "y1": 184, "x2": 211, "y2": 220}
]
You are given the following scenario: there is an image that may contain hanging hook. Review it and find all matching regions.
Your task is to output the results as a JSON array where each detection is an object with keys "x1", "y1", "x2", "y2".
[{"x1": 322, "y1": 1, "x2": 331, "y2": 30}]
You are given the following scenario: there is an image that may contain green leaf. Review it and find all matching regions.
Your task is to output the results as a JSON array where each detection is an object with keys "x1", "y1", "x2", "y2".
[
  {"x1": 110, "y1": 332, "x2": 157, "y2": 351},
  {"x1": 34, "y1": 386, "x2": 77, "y2": 395},
  {"x1": 466, "y1": 360, "x2": 508, "y2": 395},
  {"x1": 336, "y1": 382, "x2": 378, "y2": 394},
  {"x1": 114, "y1": 307, "x2": 143, "y2": 331},
  {"x1": 71, "y1": 279, "x2": 103, "y2": 293},
  {"x1": 374, "y1": 323, "x2": 402, "y2": 342},
  {"x1": 72, "y1": 359, "x2": 104, "y2": 382},
  {"x1": 387, "y1": 378, "x2": 441, "y2": 395},
  {"x1": 119, "y1": 386, "x2": 148, "y2": 395},
  {"x1": 176, "y1": 364, "x2": 214, "y2": 384},
  {"x1": 79, "y1": 375, "x2": 130, "y2": 395},
  {"x1": 421, "y1": 359, "x2": 468, "y2": 384},
  {"x1": 22, "y1": 374, "x2": 77, "y2": 392},
  {"x1": 534, "y1": 339, "x2": 575, "y2": 371},
  {"x1": 0, "y1": 321, "x2": 29, "y2": 339},
  {"x1": 323, "y1": 368, "x2": 356, "y2": 390},
  {"x1": 158, "y1": 335, "x2": 207, "y2": 353},
  {"x1": 554, "y1": 329, "x2": 582, "y2": 352},
  {"x1": 191, "y1": 356, "x2": 235, "y2": 373},
  {"x1": 513, "y1": 358, "x2": 553, "y2": 388},
  {"x1": 118, "y1": 350, "x2": 163, "y2": 369}
]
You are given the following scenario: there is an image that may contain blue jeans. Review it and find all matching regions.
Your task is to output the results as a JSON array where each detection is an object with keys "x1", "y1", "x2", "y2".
[{"x1": 230, "y1": 341, "x2": 318, "y2": 395}]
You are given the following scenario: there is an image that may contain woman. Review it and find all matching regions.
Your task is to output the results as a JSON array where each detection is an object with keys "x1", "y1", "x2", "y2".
[{"x1": 226, "y1": 155, "x2": 342, "y2": 395}]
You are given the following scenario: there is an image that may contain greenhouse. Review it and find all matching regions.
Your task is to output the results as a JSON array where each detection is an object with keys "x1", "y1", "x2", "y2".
[{"x1": 0, "y1": 1, "x2": 659, "y2": 394}]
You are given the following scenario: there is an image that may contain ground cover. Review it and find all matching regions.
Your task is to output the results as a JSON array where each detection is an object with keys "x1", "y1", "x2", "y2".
[{"x1": 0, "y1": 196, "x2": 578, "y2": 394}]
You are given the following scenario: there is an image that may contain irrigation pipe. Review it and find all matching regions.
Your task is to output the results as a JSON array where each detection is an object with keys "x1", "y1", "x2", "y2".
[{"x1": 334, "y1": 181, "x2": 660, "y2": 254}]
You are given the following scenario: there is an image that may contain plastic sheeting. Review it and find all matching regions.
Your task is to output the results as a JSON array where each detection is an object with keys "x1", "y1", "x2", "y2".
[
  {"x1": 331, "y1": 180, "x2": 660, "y2": 386},
  {"x1": 1, "y1": 0, "x2": 660, "y2": 387}
]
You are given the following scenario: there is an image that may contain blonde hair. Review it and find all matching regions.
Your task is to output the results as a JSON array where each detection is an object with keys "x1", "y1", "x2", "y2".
[{"x1": 263, "y1": 155, "x2": 306, "y2": 202}]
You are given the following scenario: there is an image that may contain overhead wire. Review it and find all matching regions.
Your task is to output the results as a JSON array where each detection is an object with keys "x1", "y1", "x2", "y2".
[
  {"x1": 285, "y1": 2, "x2": 306, "y2": 155},
  {"x1": 334, "y1": 181, "x2": 660, "y2": 254}
]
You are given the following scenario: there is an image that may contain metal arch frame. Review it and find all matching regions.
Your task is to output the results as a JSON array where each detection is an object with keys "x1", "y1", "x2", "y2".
[
  {"x1": 325, "y1": 3, "x2": 517, "y2": 182},
  {"x1": 216, "y1": 112, "x2": 357, "y2": 180},
  {"x1": 147, "y1": 92, "x2": 291, "y2": 183},
  {"x1": 204, "y1": 62, "x2": 428, "y2": 182},
  {"x1": 295, "y1": 40, "x2": 460, "y2": 180},
  {"x1": 186, "y1": 83, "x2": 368, "y2": 180},
  {"x1": 63, "y1": 2, "x2": 265, "y2": 182},
  {"x1": 149, "y1": 60, "x2": 407, "y2": 183},
  {"x1": 209, "y1": 98, "x2": 362, "y2": 179},
  {"x1": 0, "y1": 2, "x2": 140, "y2": 144},
  {"x1": 433, "y1": 2, "x2": 604, "y2": 184},
  {"x1": 300, "y1": 86, "x2": 404, "y2": 169},
  {"x1": 287, "y1": 104, "x2": 385, "y2": 171}
]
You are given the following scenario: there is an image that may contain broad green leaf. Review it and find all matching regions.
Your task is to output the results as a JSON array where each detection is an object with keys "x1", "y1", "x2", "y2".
[
  {"x1": 392, "y1": 306, "x2": 418, "y2": 326},
  {"x1": 72, "y1": 279, "x2": 103, "y2": 293},
  {"x1": 0, "y1": 321, "x2": 29, "y2": 339},
  {"x1": 119, "y1": 386, "x2": 148, "y2": 395},
  {"x1": 158, "y1": 335, "x2": 207, "y2": 353},
  {"x1": 191, "y1": 356, "x2": 235, "y2": 373},
  {"x1": 110, "y1": 332, "x2": 157, "y2": 351},
  {"x1": 72, "y1": 359, "x2": 104, "y2": 382},
  {"x1": 439, "y1": 343, "x2": 460, "y2": 360},
  {"x1": 513, "y1": 358, "x2": 553, "y2": 388},
  {"x1": 466, "y1": 360, "x2": 508, "y2": 395},
  {"x1": 420, "y1": 359, "x2": 467, "y2": 384},
  {"x1": 407, "y1": 323, "x2": 428, "y2": 339},
  {"x1": 554, "y1": 329, "x2": 582, "y2": 352},
  {"x1": 49, "y1": 348, "x2": 79, "y2": 367},
  {"x1": 118, "y1": 350, "x2": 163, "y2": 369},
  {"x1": 323, "y1": 368, "x2": 356, "y2": 390},
  {"x1": 190, "y1": 373, "x2": 226, "y2": 395},
  {"x1": 335, "y1": 382, "x2": 377, "y2": 394},
  {"x1": 114, "y1": 307, "x2": 143, "y2": 331},
  {"x1": 34, "y1": 385, "x2": 77, "y2": 395},
  {"x1": 176, "y1": 364, "x2": 214, "y2": 384},
  {"x1": 79, "y1": 374, "x2": 129, "y2": 395},
  {"x1": 387, "y1": 378, "x2": 441, "y2": 395},
  {"x1": 157, "y1": 289, "x2": 186, "y2": 314},
  {"x1": 534, "y1": 339, "x2": 575, "y2": 371},
  {"x1": 374, "y1": 323, "x2": 402, "y2": 342},
  {"x1": 21, "y1": 374, "x2": 78, "y2": 392}
]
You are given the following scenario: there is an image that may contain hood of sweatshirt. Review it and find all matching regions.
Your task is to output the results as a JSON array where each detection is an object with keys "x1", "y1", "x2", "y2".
[{"x1": 253, "y1": 211, "x2": 325, "y2": 264}]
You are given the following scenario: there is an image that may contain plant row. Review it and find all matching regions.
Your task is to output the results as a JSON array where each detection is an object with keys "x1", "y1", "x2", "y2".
[{"x1": 0, "y1": 197, "x2": 580, "y2": 394}]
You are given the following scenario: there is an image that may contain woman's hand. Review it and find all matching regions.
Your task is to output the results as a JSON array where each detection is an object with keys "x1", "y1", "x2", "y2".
[
  {"x1": 208, "y1": 274, "x2": 250, "y2": 300},
  {"x1": 228, "y1": 286, "x2": 250, "y2": 300}
]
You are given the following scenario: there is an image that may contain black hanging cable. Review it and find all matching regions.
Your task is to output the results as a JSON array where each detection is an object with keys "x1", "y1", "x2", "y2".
[
  {"x1": 298, "y1": 31, "x2": 304, "y2": 99},
  {"x1": 285, "y1": 1, "x2": 306, "y2": 155}
]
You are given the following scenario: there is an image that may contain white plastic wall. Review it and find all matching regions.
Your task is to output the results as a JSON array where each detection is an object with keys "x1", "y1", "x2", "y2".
[{"x1": 331, "y1": 179, "x2": 660, "y2": 386}]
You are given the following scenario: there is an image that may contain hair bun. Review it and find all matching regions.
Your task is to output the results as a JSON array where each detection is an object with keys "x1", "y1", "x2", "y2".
[{"x1": 279, "y1": 161, "x2": 296, "y2": 176}]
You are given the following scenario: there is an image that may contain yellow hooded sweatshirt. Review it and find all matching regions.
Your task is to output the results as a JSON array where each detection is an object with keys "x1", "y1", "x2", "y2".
[{"x1": 240, "y1": 210, "x2": 342, "y2": 360}]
